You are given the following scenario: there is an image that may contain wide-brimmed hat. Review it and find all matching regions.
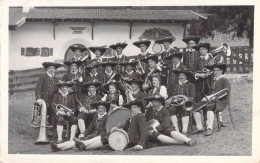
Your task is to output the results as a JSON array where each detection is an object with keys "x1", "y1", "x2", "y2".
[
  {"x1": 144, "y1": 95, "x2": 165, "y2": 105},
  {"x1": 122, "y1": 100, "x2": 145, "y2": 113},
  {"x1": 119, "y1": 60, "x2": 138, "y2": 66},
  {"x1": 140, "y1": 54, "x2": 159, "y2": 64},
  {"x1": 148, "y1": 73, "x2": 167, "y2": 86},
  {"x1": 56, "y1": 81, "x2": 74, "y2": 87},
  {"x1": 90, "y1": 101, "x2": 110, "y2": 111},
  {"x1": 82, "y1": 80, "x2": 102, "y2": 88},
  {"x1": 85, "y1": 61, "x2": 102, "y2": 70},
  {"x1": 63, "y1": 60, "x2": 83, "y2": 67},
  {"x1": 132, "y1": 40, "x2": 151, "y2": 48},
  {"x1": 42, "y1": 62, "x2": 62, "y2": 69},
  {"x1": 88, "y1": 46, "x2": 107, "y2": 55},
  {"x1": 100, "y1": 60, "x2": 118, "y2": 67},
  {"x1": 102, "y1": 81, "x2": 121, "y2": 91},
  {"x1": 163, "y1": 52, "x2": 183, "y2": 60},
  {"x1": 69, "y1": 44, "x2": 87, "y2": 53},
  {"x1": 155, "y1": 37, "x2": 176, "y2": 44},
  {"x1": 126, "y1": 78, "x2": 144, "y2": 87},
  {"x1": 192, "y1": 43, "x2": 210, "y2": 51},
  {"x1": 182, "y1": 36, "x2": 200, "y2": 44},
  {"x1": 109, "y1": 42, "x2": 128, "y2": 50},
  {"x1": 172, "y1": 69, "x2": 194, "y2": 78},
  {"x1": 204, "y1": 63, "x2": 227, "y2": 74}
]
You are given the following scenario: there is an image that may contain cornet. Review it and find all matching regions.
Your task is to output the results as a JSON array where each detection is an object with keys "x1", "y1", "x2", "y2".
[{"x1": 54, "y1": 103, "x2": 74, "y2": 115}]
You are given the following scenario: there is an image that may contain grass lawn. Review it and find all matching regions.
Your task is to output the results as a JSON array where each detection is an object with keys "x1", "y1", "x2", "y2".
[{"x1": 8, "y1": 74, "x2": 252, "y2": 155}]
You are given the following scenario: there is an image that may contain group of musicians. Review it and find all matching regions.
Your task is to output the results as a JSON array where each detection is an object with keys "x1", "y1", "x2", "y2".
[{"x1": 35, "y1": 36, "x2": 231, "y2": 152}]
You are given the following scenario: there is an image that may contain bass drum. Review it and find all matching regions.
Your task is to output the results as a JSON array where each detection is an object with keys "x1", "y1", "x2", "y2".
[
  {"x1": 105, "y1": 108, "x2": 132, "y2": 133},
  {"x1": 108, "y1": 129, "x2": 129, "y2": 151}
]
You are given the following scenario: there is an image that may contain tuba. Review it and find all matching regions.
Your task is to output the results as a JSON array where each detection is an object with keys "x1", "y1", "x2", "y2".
[
  {"x1": 167, "y1": 95, "x2": 194, "y2": 111},
  {"x1": 33, "y1": 99, "x2": 50, "y2": 144}
]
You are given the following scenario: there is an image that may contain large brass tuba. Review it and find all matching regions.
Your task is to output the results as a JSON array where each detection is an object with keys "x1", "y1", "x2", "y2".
[
  {"x1": 33, "y1": 99, "x2": 50, "y2": 144},
  {"x1": 167, "y1": 95, "x2": 194, "y2": 111}
]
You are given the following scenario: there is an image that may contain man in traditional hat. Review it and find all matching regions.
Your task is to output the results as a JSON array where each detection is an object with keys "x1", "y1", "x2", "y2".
[
  {"x1": 88, "y1": 46, "x2": 107, "y2": 62},
  {"x1": 35, "y1": 62, "x2": 62, "y2": 126},
  {"x1": 83, "y1": 61, "x2": 103, "y2": 82},
  {"x1": 195, "y1": 63, "x2": 231, "y2": 136},
  {"x1": 111, "y1": 100, "x2": 149, "y2": 150},
  {"x1": 51, "y1": 81, "x2": 78, "y2": 143},
  {"x1": 109, "y1": 42, "x2": 128, "y2": 62},
  {"x1": 100, "y1": 60, "x2": 120, "y2": 84},
  {"x1": 182, "y1": 36, "x2": 201, "y2": 71},
  {"x1": 51, "y1": 101, "x2": 110, "y2": 151},
  {"x1": 144, "y1": 95, "x2": 197, "y2": 146},
  {"x1": 69, "y1": 44, "x2": 89, "y2": 61},
  {"x1": 133, "y1": 40, "x2": 152, "y2": 73},
  {"x1": 125, "y1": 78, "x2": 147, "y2": 106},
  {"x1": 163, "y1": 52, "x2": 187, "y2": 96},
  {"x1": 63, "y1": 60, "x2": 84, "y2": 99},
  {"x1": 155, "y1": 37, "x2": 176, "y2": 66},
  {"x1": 166, "y1": 70, "x2": 195, "y2": 135},
  {"x1": 77, "y1": 81, "x2": 103, "y2": 134},
  {"x1": 119, "y1": 60, "x2": 142, "y2": 82}
]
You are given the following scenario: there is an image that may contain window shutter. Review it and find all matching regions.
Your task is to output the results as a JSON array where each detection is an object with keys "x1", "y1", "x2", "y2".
[
  {"x1": 21, "y1": 48, "x2": 25, "y2": 56},
  {"x1": 49, "y1": 48, "x2": 53, "y2": 56},
  {"x1": 35, "y1": 48, "x2": 41, "y2": 56},
  {"x1": 25, "y1": 47, "x2": 35, "y2": 56},
  {"x1": 41, "y1": 47, "x2": 49, "y2": 57}
]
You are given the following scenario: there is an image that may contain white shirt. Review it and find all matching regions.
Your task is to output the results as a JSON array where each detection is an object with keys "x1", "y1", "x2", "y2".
[
  {"x1": 140, "y1": 51, "x2": 148, "y2": 56},
  {"x1": 59, "y1": 89, "x2": 69, "y2": 97},
  {"x1": 98, "y1": 112, "x2": 107, "y2": 120},
  {"x1": 214, "y1": 75, "x2": 225, "y2": 81},
  {"x1": 90, "y1": 72, "x2": 98, "y2": 77},
  {"x1": 172, "y1": 62, "x2": 181, "y2": 69},
  {"x1": 200, "y1": 53, "x2": 210, "y2": 60},
  {"x1": 105, "y1": 70, "x2": 113, "y2": 76},
  {"x1": 179, "y1": 80, "x2": 188, "y2": 86},
  {"x1": 47, "y1": 72, "x2": 55, "y2": 78}
]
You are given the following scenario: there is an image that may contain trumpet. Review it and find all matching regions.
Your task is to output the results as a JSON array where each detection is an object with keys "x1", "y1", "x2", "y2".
[
  {"x1": 192, "y1": 88, "x2": 229, "y2": 112},
  {"x1": 195, "y1": 43, "x2": 231, "y2": 80},
  {"x1": 54, "y1": 103, "x2": 74, "y2": 115}
]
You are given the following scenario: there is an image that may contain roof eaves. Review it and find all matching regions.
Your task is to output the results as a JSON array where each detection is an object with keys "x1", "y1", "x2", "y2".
[{"x1": 188, "y1": 10, "x2": 207, "y2": 20}]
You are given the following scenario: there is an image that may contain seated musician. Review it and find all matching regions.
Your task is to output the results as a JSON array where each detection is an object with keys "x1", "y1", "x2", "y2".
[
  {"x1": 119, "y1": 60, "x2": 142, "y2": 81},
  {"x1": 35, "y1": 62, "x2": 62, "y2": 128},
  {"x1": 125, "y1": 78, "x2": 147, "y2": 104},
  {"x1": 195, "y1": 63, "x2": 231, "y2": 136},
  {"x1": 101, "y1": 81, "x2": 124, "y2": 114},
  {"x1": 163, "y1": 52, "x2": 187, "y2": 95},
  {"x1": 51, "y1": 81, "x2": 78, "y2": 143},
  {"x1": 100, "y1": 60, "x2": 120, "y2": 84},
  {"x1": 133, "y1": 39, "x2": 152, "y2": 72},
  {"x1": 145, "y1": 73, "x2": 168, "y2": 100},
  {"x1": 50, "y1": 101, "x2": 109, "y2": 151},
  {"x1": 166, "y1": 70, "x2": 195, "y2": 135},
  {"x1": 144, "y1": 95, "x2": 197, "y2": 146},
  {"x1": 63, "y1": 60, "x2": 83, "y2": 99},
  {"x1": 111, "y1": 100, "x2": 149, "y2": 150},
  {"x1": 83, "y1": 61, "x2": 102, "y2": 82},
  {"x1": 77, "y1": 80, "x2": 103, "y2": 134},
  {"x1": 88, "y1": 46, "x2": 107, "y2": 62}
]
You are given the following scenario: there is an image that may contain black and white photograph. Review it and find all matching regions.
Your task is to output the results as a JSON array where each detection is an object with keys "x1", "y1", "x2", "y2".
[{"x1": 1, "y1": 1, "x2": 259, "y2": 162}]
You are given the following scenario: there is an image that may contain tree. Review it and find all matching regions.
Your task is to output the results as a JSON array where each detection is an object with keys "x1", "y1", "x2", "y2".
[{"x1": 187, "y1": 6, "x2": 254, "y2": 48}]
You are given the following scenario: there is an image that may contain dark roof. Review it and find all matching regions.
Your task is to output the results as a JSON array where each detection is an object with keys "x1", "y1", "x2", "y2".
[{"x1": 9, "y1": 7, "x2": 206, "y2": 28}]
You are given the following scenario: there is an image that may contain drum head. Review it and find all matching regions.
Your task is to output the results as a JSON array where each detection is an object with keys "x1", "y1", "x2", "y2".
[
  {"x1": 109, "y1": 130, "x2": 128, "y2": 151},
  {"x1": 106, "y1": 109, "x2": 132, "y2": 133},
  {"x1": 152, "y1": 43, "x2": 163, "y2": 54}
]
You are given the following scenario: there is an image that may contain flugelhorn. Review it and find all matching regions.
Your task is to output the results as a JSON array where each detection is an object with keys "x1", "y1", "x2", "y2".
[{"x1": 54, "y1": 103, "x2": 74, "y2": 115}]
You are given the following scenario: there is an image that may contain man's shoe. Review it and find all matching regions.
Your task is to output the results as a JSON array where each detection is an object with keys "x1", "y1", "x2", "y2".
[
  {"x1": 187, "y1": 140, "x2": 197, "y2": 147},
  {"x1": 73, "y1": 137, "x2": 86, "y2": 150},
  {"x1": 220, "y1": 122, "x2": 226, "y2": 127},
  {"x1": 190, "y1": 128, "x2": 204, "y2": 134},
  {"x1": 205, "y1": 128, "x2": 213, "y2": 136},
  {"x1": 50, "y1": 142, "x2": 59, "y2": 152}
]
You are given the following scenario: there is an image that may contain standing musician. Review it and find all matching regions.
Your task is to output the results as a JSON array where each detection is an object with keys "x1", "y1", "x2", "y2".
[
  {"x1": 133, "y1": 39, "x2": 152, "y2": 73},
  {"x1": 163, "y1": 52, "x2": 187, "y2": 96},
  {"x1": 109, "y1": 42, "x2": 129, "y2": 73},
  {"x1": 62, "y1": 60, "x2": 83, "y2": 99},
  {"x1": 155, "y1": 37, "x2": 176, "y2": 66},
  {"x1": 100, "y1": 60, "x2": 120, "y2": 84},
  {"x1": 83, "y1": 61, "x2": 103, "y2": 83},
  {"x1": 166, "y1": 70, "x2": 195, "y2": 135},
  {"x1": 51, "y1": 81, "x2": 78, "y2": 143},
  {"x1": 145, "y1": 74, "x2": 168, "y2": 99},
  {"x1": 51, "y1": 101, "x2": 110, "y2": 151},
  {"x1": 101, "y1": 81, "x2": 124, "y2": 114},
  {"x1": 88, "y1": 46, "x2": 107, "y2": 62},
  {"x1": 111, "y1": 100, "x2": 149, "y2": 150},
  {"x1": 69, "y1": 44, "x2": 89, "y2": 61},
  {"x1": 195, "y1": 63, "x2": 231, "y2": 136},
  {"x1": 35, "y1": 62, "x2": 62, "y2": 126},
  {"x1": 77, "y1": 81, "x2": 103, "y2": 134},
  {"x1": 144, "y1": 95, "x2": 197, "y2": 146},
  {"x1": 182, "y1": 36, "x2": 200, "y2": 71}
]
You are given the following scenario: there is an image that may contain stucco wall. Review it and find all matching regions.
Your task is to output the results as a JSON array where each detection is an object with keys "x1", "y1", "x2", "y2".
[{"x1": 9, "y1": 22, "x2": 185, "y2": 70}]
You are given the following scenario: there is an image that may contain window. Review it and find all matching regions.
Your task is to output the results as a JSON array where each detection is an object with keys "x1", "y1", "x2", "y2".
[{"x1": 21, "y1": 47, "x2": 53, "y2": 57}]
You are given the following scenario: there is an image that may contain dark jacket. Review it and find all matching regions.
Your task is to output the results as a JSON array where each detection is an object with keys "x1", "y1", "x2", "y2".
[
  {"x1": 122, "y1": 113, "x2": 149, "y2": 147},
  {"x1": 171, "y1": 81, "x2": 196, "y2": 99},
  {"x1": 183, "y1": 50, "x2": 200, "y2": 72},
  {"x1": 101, "y1": 71, "x2": 120, "y2": 84},
  {"x1": 35, "y1": 73, "x2": 59, "y2": 107},
  {"x1": 62, "y1": 72, "x2": 82, "y2": 98},
  {"x1": 51, "y1": 92, "x2": 77, "y2": 114},
  {"x1": 136, "y1": 52, "x2": 152, "y2": 73},
  {"x1": 83, "y1": 113, "x2": 108, "y2": 139},
  {"x1": 78, "y1": 93, "x2": 103, "y2": 110},
  {"x1": 145, "y1": 107, "x2": 172, "y2": 133},
  {"x1": 84, "y1": 73, "x2": 103, "y2": 83}
]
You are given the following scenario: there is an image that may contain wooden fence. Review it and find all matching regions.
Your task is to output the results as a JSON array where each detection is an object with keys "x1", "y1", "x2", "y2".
[{"x1": 9, "y1": 46, "x2": 253, "y2": 95}]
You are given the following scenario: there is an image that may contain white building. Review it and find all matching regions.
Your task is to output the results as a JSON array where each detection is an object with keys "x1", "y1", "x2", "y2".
[{"x1": 9, "y1": 7, "x2": 205, "y2": 70}]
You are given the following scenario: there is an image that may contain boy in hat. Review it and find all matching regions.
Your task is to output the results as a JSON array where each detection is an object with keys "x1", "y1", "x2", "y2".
[
  {"x1": 88, "y1": 46, "x2": 107, "y2": 62},
  {"x1": 144, "y1": 95, "x2": 197, "y2": 146},
  {"x1": 100, "y1": 60, "x2": 120, "y2": 84},
  {"x1": 133, "y1": 40, "x2": 152, "y2": 73},
  {"x1": 109, "y1": 42, "x2": 129, "y2": 62},
  {"x1": 155, "y1": 37, "x2": 176, "y2": 66},
  {"x1": 163, "y1": 52, "x2": 187, "y2": 95},
  {"x1": 35, "y1": 62, "x2": 62, "y2": 126},
  {"x1": 63, "y1": 60, "x2": 84, "y2": 99},
  {"x1": 51, "y1": 81, "x2": 78, "y2": 143},
  {"x1": 69, "y1": 44, "x2": 89, "y2": 61},
  {"x1": 83, "y1": 61, "x2": 103, "y2": 82},
  {"x1": 195, "y1": 63, "x2": 231, "y2": 136},
  {"x1": 111, "y1": 100, "x2": 149, "y2": 150},
  {"x1": 166, "y1": 70, "x2": 195, "y2": 134},
  {"x1": 182, "y1": 36, "x2": 200, "y2": 71},
  {"x1": 77, "y1": 81, "x2": 103, "y2": 134},
  {"x1": 51, "y1": 101, "x2": 110, "y2": 151}
]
